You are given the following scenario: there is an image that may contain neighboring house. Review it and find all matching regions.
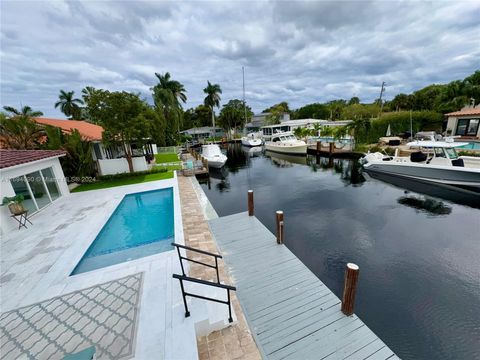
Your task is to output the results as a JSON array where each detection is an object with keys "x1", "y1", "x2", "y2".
[
  {"x1": 261, "y1": 119, "x2": 353, "y2": 139},
  {"x1": 180, "y1": 126, "x2": 225, "y2": 140},
  {"x1": 245, "y1": 112, "x2": 290, "y2": 131},
  {"x1": 34, "y1": 118, "x2": 157, "y2": 175},
  {"x1": 0, "y1": 149, "x2": 69, "y2": 234},
  {"x1": 445, "y1": 106, "x2": 480, "y2": 138}
]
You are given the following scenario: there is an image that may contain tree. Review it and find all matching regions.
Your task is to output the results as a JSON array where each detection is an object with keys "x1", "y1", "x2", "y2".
[
  {"x1": 292, "y1": 103, "x2": 329, "y2": 119},
  {"x1": 182, "y1": 105, "x2": 212, "y2": 130},
  {"x1": 54, "y1": 90, "x2": 84, "y2": 119},
  {"x1": 42, "y1": 126, "x2": 95, "y2": 178},
  {"x1": 152, "y1": 72, "x2": 187, "y2": 145},
  {"x1": 86, "y1": 90, "x2": 151, "y2": 172},
  {"x1": 203, "y1": 81, "x2": 222, "y2": 138},
  {"x1": 218, "y1": 99, "x2": 253, "y2": 136},
  {"x1": 348, "y1": 97, "x2": 360, "y2": 105},
  {"x1": 262, "y1": 102, "x2": 290, "y2": 114},
  {"x1": 326, "y1": 100, "x2": 347, "y2": 120},
  {"x1": 1, "y1": 106, "x2": 44, "y2": 149}
]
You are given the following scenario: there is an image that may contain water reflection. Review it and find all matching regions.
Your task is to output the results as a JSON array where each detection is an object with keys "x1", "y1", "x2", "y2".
[
  {"x1": 265, "y1": 150, "x2": 307, "y2": 166},
  {"x1": 397, "y1": 195, "x2": 452, "y2": 216},
  {"x1": 364, "y1": 170, "x2": 480, "y2": 209}
]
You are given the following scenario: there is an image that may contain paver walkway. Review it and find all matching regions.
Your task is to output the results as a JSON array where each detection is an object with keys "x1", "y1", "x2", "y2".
[{"x1": 177, "y1": 175, "x2": 261, "y2": 360}]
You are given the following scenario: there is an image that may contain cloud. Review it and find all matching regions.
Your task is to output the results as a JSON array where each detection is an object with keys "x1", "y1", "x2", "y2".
[{"x1": 1, "y1": 0, "x2": 479, "y2": 117}]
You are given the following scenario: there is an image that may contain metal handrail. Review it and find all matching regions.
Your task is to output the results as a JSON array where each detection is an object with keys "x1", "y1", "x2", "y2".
[
  {"x1": 172, "y1": 242, "x2": 222, "y2": 283},
  {"x1": 172, "y1": 274, "x2": 236, "y2": 323}
]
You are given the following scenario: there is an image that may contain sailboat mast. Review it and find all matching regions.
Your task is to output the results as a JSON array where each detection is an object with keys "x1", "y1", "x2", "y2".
[{"x1": 243, "y1": 66, "x2": 247, "y2": 124}]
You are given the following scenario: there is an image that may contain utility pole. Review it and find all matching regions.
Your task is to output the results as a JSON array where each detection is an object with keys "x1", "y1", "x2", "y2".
[
  {"x1": 243, "y1": 66, "x2": 247, "y2": 126},
  {"x1": 378, "y1": 81, "x2": 386, "y2": 116}
]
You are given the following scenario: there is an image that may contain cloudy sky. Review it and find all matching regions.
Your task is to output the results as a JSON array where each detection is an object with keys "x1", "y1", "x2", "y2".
[{"x1": 1, "y1": 1, "x2": 479, "y2": 118}]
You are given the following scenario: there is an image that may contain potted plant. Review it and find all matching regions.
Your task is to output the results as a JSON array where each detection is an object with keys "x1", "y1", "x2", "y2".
[{"x1": 2, "y1": 195, "x2": 26, "y2": 215}]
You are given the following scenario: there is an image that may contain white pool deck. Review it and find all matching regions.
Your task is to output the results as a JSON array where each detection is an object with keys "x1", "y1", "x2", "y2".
[{"x1": 0, "y1": 174, "x2": 234, "y2": 359}]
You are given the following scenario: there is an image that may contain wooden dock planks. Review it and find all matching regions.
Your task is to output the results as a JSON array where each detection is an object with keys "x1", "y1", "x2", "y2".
[{"x1": 209, "y1": 212, "x2": 399, "y2": 360}]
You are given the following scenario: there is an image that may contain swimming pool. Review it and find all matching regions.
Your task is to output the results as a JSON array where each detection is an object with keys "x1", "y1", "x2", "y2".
[
  {"x1": 71, "y1": 188, "x2": 174, "y2": 274},
  {"x1": 458, "y1": 142, "x2": 480, "y2": 150}
]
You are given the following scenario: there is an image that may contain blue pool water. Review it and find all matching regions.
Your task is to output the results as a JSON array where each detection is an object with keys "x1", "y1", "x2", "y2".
[
  {"x1": 72, "y1": 188, "x2": 174, "y2": 274},
  {"x1": 458, "y1": 142, "x2": 480, "y2": 150}
]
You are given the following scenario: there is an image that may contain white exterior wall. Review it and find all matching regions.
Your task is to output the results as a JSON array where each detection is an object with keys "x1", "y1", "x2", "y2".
[
  {"x1": 98, "y1": 157, "x2": 148, "y2": 175},
  {"x1": 0, "y1": 157, "x2": 69, "y2": 235},
  {"x1": 446, "y1": 116, "x2": 457, "y2": 135},
  {"x1": 152, "y1": 144, "x2": 158, "y2": 154}
]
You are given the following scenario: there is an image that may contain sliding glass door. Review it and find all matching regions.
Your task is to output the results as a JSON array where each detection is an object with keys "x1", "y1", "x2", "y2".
[{"x1": 9, "y1": 167, "x2": 62, "y2": 213}]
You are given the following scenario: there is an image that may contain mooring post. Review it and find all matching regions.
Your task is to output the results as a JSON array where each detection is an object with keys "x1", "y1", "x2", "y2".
[
  {"x1": 329, "y1": 142, "x2": 334, "y2": 154},
  {"x1": 341, "y1": 263, "x2": 359, "y2": 316},
  {"x1": 276, "y1": 211, "x2": 284, "y2": 244},
  {"x1": 248, "y1": 190, "x2": 254, "y2": 216},
  {"x1": 316, "y1": 141, "x2": 321, "y2": 152}
]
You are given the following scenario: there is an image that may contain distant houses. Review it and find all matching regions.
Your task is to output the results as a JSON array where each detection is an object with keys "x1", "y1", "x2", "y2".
[{"x1": 179, "y1": 126, "x2": 225, "y2": 140}]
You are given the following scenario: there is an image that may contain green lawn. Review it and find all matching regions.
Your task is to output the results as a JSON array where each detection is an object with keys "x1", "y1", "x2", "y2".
[
  {"x1": 155, "y1": 152, "x2": 179, "y2": 163},
  {"x1": 72, "y1": 170, "x2": 175, "y2": 193}
]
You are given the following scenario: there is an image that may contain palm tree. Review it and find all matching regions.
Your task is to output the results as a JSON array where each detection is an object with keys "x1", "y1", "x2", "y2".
[
  {"x1": 1, "y1": 106, "x2": 45, "y2": 149},
  {"x1": 3, "y1": 105, "x2": 43, "y2": 117},
  {"x1": 203, "y1": 81, "x2": 222, "y2": 139},
  {"x1": 152, "y1": 72, "x2": 187, "y2": 145},
  {"x1": 54, "y1": 90, "x2": 84, "y2": 119}
]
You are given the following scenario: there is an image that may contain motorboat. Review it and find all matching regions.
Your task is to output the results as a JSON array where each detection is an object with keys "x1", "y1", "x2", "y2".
[
  {"x1": 241, "y1": 133, "x2": 262, "y2": 147},
  {"x1": 361, "y1": 140, "x2": 480, "y2": 192},
  {"x1": 202, "y1": 144, "x2": 228, "y2": 168},
  {"x1": 264, "y1": 132, "x2": 308, "y2": 155}
]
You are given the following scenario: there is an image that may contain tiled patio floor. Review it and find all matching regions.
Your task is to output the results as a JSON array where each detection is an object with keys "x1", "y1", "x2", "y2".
[
  {"x1": 0, "y1": 273, "x2": 142, "y2": 360},
  {"x1": 177, "y1": 175, "x2": 261, "y2": 360}
]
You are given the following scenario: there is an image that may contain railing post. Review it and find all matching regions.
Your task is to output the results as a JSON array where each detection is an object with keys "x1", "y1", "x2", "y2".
[
  {"x1": 341, "y1": 263, "x2": 359, "y2": 316},
  {"x1": 248, "y1": 190, "x2": 254, "y2": 216},
  {"x1": 276, "y1": 211, "x2": 284, "y2": 244},
  {"x1": 179, "y1": 278, "x2": 190, "y2": 318},
  {"x1": 227, "y1": 289, "x2": 233, "y2": 323}
]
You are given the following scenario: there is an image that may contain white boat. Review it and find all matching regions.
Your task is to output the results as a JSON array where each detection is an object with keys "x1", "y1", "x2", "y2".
[
  {"x1": 202, "y1": 144, "x2": 228, "y2": 168},
  {"x1": 264, "y1": 132, "x2": 308, "y2": 155},
  {"x1": 241, "y1": 133, "x2": 262, "y2": 147},
  {"x1": 361, "y1": 140, "x2": 480, "y2": 192}
]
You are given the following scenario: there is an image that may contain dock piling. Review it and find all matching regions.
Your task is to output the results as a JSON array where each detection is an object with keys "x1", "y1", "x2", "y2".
[
  {"x1": 248, "y1": 190, "x2": 254, "y2": 216},
  {"x1": 341, "y1": 263, "x2": 359, "y2": 316},
  {"x1": 316, "y1": 141, "x2": 321, "y2": 152},
  {"x1": 329, "y1": 142, "x2": 334, "y2": 154},
  {"x1": 276, "y1": 211, "x2": 284, "y2": 244}
]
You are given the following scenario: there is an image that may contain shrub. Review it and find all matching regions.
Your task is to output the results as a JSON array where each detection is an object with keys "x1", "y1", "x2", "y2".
[
  {"x1": 356, "y1": 111, "x2": 443, "y2": 144},
  {"x1": 97, "y1": 167, "x2": 168, "y2": 181}
]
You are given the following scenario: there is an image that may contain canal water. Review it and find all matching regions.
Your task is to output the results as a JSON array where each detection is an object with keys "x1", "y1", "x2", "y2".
[{"x1": 199, "y1": 144, "x2": 480, "y2": 360}]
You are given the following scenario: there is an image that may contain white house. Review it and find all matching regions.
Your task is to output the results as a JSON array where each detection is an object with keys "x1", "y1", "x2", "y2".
[
  {"x1": 261, "y1": 119, "x2": 353, "y2": 139},
  {"x1": 445, "y1": 106, "x2": 480, "y2": 138},
  {"x1": 34, "y1": 118, "x2": 157, "y2": 175},
  {"x1": 0, "y1": 149, "x2": 70, "y2": 234}
]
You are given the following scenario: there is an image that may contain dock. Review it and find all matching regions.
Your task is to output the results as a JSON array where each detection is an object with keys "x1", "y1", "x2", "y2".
[{"x1": 209, "y1": 212, "x2": 398, "y2": 360}]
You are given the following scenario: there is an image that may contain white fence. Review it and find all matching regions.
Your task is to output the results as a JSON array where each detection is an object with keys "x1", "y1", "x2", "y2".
[
  {"x1": 157, "y1": 146, "x2": 179, "y2": 153},
  {"x1": 98, "y1": 157, "x2": 148, "y2": 175}
]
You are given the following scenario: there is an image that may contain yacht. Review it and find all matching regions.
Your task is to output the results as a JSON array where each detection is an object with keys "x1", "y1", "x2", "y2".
[
  {"x1": 202, "y1": 144, "x2": 228, "y2": 168},
  {"x1": 264, "y1": 132, "x2": 308, "y2": 155},
  {"x1": 241, "y1": 133, "x2": 262, "y2": 147},
  {"x1": 361, "y1": 140, "x2": 480, "y2": 192}
]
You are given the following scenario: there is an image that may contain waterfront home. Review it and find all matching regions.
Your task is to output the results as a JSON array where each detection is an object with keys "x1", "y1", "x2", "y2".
[
  {"x1": 261, "y1": 119, "x2": 352, "y2": 139},
  {"x1": 245, "y1": 112, "x2": 291, "y2": 131},
  {"x1": 0, "y1": 149, "x2": 69, "y2": 234},
  {"x1": 445, "y1": 105, "x2": 480, "y2": 139},
  {"x1": 34, "y1": 118, "x2": 158, "y2": 175},
  {"x1": 180, "y1": 126, "x2": 225, "y2": 140}
]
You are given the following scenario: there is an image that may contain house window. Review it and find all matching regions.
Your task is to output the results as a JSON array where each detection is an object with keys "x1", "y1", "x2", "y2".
[{"x1": 456, "y1": 118, "x2": 479, "y2": 136}]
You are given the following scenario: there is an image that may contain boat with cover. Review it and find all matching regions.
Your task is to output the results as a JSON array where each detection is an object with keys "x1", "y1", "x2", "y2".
[
  {"x1": 361, "y1": 140, "x2": 480, "y2": 192},
  {"x1": 241, "y1": 133, "x2": 263, "y2": 147},
  {"x1": 264, "y1": 132, "x2": 308, "y2": 155},
  {"x1": 202, "y1": 144, "x2": 228, "y2": 168}
]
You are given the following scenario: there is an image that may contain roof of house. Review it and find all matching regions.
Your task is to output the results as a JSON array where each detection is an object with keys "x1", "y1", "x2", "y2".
[
  {"x1": 445, "y1": 108, "x2": 480, "y2": 116},
  {"x1": 34, "y1": 118, "x2": 103, "y2": 141},
  {"x1": 0, "y1": 149, "x2": 66, "y2": 169}
]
